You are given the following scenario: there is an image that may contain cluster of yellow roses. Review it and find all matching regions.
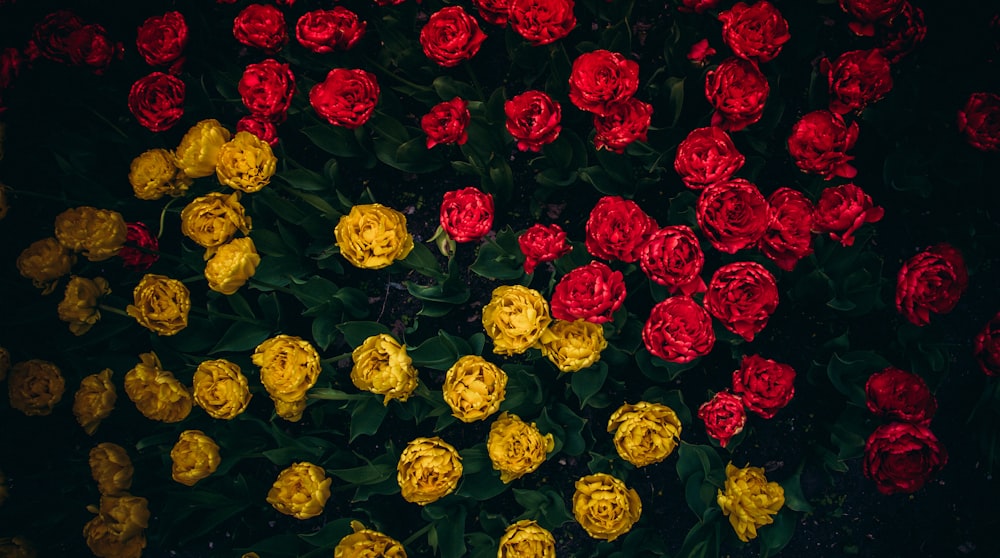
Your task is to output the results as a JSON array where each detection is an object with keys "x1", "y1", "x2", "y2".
[{"x1": 83, "y1": 443, "x2": 149, "y2": 558}]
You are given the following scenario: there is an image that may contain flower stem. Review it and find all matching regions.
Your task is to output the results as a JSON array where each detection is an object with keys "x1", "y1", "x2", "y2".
[
  {"x1": 186, "y1": 305, "x2": 261, "y2": 324},
  {"x1": 363, "y1": 56, "x2": 433, "y2": 92},
  {"x1": 402, "y1": 522, "x2": 435, "y2": 547},
  {"x1": 98, "y1": 304, "x2": 131, "y2": 318},
  {"x1": 157, "y1": 197, "x2": 183, "y2": 239},
  {"x1": 321, "y1": 352, "x2": 353, "y2": 365},
  {"x1": 307, "y1": 388, "x2": 368, "y2": 401}
]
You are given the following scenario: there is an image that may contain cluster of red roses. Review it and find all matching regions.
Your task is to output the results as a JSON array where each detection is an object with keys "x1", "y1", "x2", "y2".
[
  {"x1": 698, "y1": 355, "x2": 796, "y2": 448},
  {"x1": 128, "y1": 11, "x2": 189, "y2": 133}
]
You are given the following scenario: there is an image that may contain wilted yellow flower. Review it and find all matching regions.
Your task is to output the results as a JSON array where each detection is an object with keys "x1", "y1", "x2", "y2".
[
  {"x1": 497, "y1": 519, "x2": 556, "y2": 558},
  {"x1": 716, "y1": 463, "x2": 785, "y2": 542},
  {"x1": 16, "y1": 237, "x2": 76, "y2": 294},
  {"x1": 0, "y1": 536, "x2": 37, "y2": 558},
  {"x1": 89, "y1": 442, "x2": 134, "y2": 495},
  {"x1": 607, "y1": 402, "x2": 683, "y2": 467},
  {"x1": 350, "y1": 334, "x2": 419, "y2": 404},
  {"x1": 7, "y1": 359, "x2": 64, "y2": 416},
  {"x1": 481, "y1": 285, "x2": 551, "y2": 356},
  {"x1": 82, "y1": 514, "x2": 146, "y2": 558},
  {"x1": 0, "y1": 347, "x2": 10, "y2": 382},
  {"x1": 334, "y1": 520, "x2": 408, "y2": 558},
  {"x1": 170, "y1": 430, "x2": 222, "y2": 486},
  {"x1": 572, "y1": 473, "x2": 642, "y2": 541},
  {"x1": 73, "y1": 368, "x2": 117, "y2": 435},
  {"x1": 442, "y1": 355, "x2": 507, "y2": 423},
  {"x1": 93, "y1": 492, "x2": 150, "y2": 543},
  {"x1": 123, "y1": 352, "x2": 193, "y2": 423},
  {"x1": 252, "y1": 335, "x2": 321, "y2": 422},
  {"x1": 334, "y1": 203, "x2": 415, "y2": 270},
  {"x1": 126, "y1": 273, "x2": 191, "y2": 336},
  {"x1": 204, "y1": 237, "x2": 261, "y2": 295},
  {"x1": 396, "y1": 436, "x2": 463, "y2": 505},
  {"x1": 53, "y1": 206, "x2": 127, "y2": 262},
  {"x1": 174, "y1": 118, "x2": 232, "y2": 178},
  {"x1": 57, "y1": 276, "x2": 111, "y2": 335},
  {"x1": 180, "y1": 192, "x2": 252, "y2": 258},
  {"x1": 128, "y1": 148, "x2": 191, "y2": 200},
  {"x1": 487, "y1": 412, "x2": 554, "y2": 483},
  {"x1": 192, "y1": 358, "x2": 251, "y2": 420},
  {"x1": 538, "y1": 319, "x2": 607, "y2": 372},
  {"x1": 266, "y1": 462, "x2": 332, "y2": 520},
  {"x1": 216, "y1": 131, "x2": 277, "y2": 193}
]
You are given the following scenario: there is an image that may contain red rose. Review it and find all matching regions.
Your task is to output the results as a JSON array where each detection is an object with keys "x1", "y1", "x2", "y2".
[
  {"x1": 135, "y1": 11, "x2": 188, "y2": 70},
  {"x1": 66, "y1": 24, "x2": 119, "y2": 74},
  {"x1": 239, "y1": 59, "x2": 295, "y2": 122},
  {"x1": 420, "y1": 6, "x2": 487, "y2": 68},
  {"x1": 679, "y1": 0, "x2": 722, "y2": 13},
  {"x1": 704, "y1": 56, "x2": 770, "y2": 132},
  {"x1": 508, "y1": 0, "x2": 576, "y2": 46},
  {"x1": 732, "y1": 354, "x2": 795, "y2": 419},
  {"x1": 839, "y1": 0, "x2": 905, "y2": 37},
  {"x1": 687, "y1": 38, "x2": 717, "y2": 65},
  {"x1": 421, "y1": 98, "x2": 471, "y2": 149},
  {"x1": 639, "y1": 225, "x2": 706, "y2": 296},
  {"x1": 695, "y1": 179, "x2": 771, "y2": 254},
  {"x1": 295, "y1": 8, "x2": 366, "y2": 54},
  {"x1": 863, "y1": 422, "x2": 947, "y2": 495},
  {"x1": 233, "y1": 4, "x2": 288, "y2": 53},
  {"x1": 440, "y1": 187, "x2": 494, "y2": 243},
  {"x1": 237, "y1": 115, "x2": 279, "y2": 146},
  {"x1": 518, "y1": 223, "x2": 571, "y2": 274},
  {"x1": 812, "y1": 183, "x2": 884, "y2": 247},
  {"x1": 877, "y1": 2, "x2": 926, "y2": 63},
  {"x1": 974, "y1": 311, "x2": 1000, "y2": 377},
  {"x1": 593, "y1": 97, "x2": 653, "y2": 153},
  {"x1": 787, "y1": 109, "x2": 859, "y2": 179},
  {"x1": 0, "y1": 47, "x2": 23, "y2": 95},
  {"x1": 643, "y1": 296, "x2": 716, "y2": 363},
  {"x1": 718, "y1": 1, "x2": 790, "y2": 63},
  {"x1": 865, "y1": 367, "x2": 937, "y2": 426},
  {"x1": 27, "y1": 10, "x2": 84, "y2": 64},
  {"x1": 820, "y1": 49, "x2": 893, "y2": 115},
  {"x1": 895, "y1": 243, "x2": 968, "y2": 327},
  {"x1": 128, "y1": 72, "x2": 185, "y2": 132},
  {"x1": 568, "y1": 49, "x2": 639, "y2": 116},
  {"x1": 704, "y1": 261, "x2": 779, "y2": 342},
  {"x1": 674, "y1": 126, "x2": 745, "y2": 191},
  {"x1": 120, "y1": 222, "x2": 159, "y2": 272},
  {"x1": 472, "y1": 0, "x2": 512, "y2": 26},
  {"x1": 505, "y1": 90, "x2": 562, "y2": 152},
  {"x1": 758, "y1": 187, "x2": 815, "y2": 272},
  {"x1": 957, "y1": 92, "x2": 1000, "y2": 152},
  {"x1": 309, "y1": 68, "x2": 379, "y2": 129},
  {"x1": 697, "y1": 390, "x2": 746, "y2": 448},
  {"x1": 585, "y1": 195, "x2": 658, "y2": 263},
  {"x1": 550, "y1": 261, "x2": 625, "y2": 324}
]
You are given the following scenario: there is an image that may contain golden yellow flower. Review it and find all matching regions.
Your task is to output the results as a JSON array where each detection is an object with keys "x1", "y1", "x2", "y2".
[
  {"x1": 53, "y1": 206, "x2": 127, "y2": 261},
  {"x1": 89, "y1": 442, "x2": 134, "y2": 495},
  {"x1": 252, "y1": 335, "x2": 321, "y2": 421},
  {"x1": 442, "y1": 355, "x2": 507, "y2": 423},
  {"x1": 216, "y1": 130, "x2": 277, "y2": 193},
  {"x1": 57, "y1": 276, "x2": 111, "y2": 335},
  {"x1": 7, "y1": 359, "x2": 64, "y2": 416},
  {"x1": 334, "y1": 520, "x2": 408, "y2": 558},
  {"x1": 82, "y1": 514, "x2": 146, "y2": 558},
  {"x1": 266, "y1": 462, "x2": 332, "y2": 520},
  {"x1": 396, "y1": 436, "x2": 463, "y2": 505},
  {"x1": 16, "y1": 237, "x2": 76, "y2": 295},
  {"x1": 572, "y1": 473, "x2": 642, "y2": 541},
  {"x1": 334, "y1": 203, "x2": 415, "y2": 270},
  {"x1": 128, "y1": 148, "x2": 191, "y2": 200},
  {"x1": 607, "y1": 401, "x2": 683, "y2": 467},
  {"x1": 350, "y1": 334, "x2": 419, "y2": 404},
  {"x1": 204, "y1": 237, "x2": 261, "y2": 295},
  {"x1": 497, "y1": 519, "x2": 556, "y2": 558},
  {"x1": 716, "y1": 462, "x2": 785, "y2": 542},
  {"x1": 538, "y1": 319, "x2": 608, "y2": 372},
  {"x1": 0, "y1": 347, "x2": 10, "y2": 382},
  {"x1": 180, "y1": 191, "x2": 252, "y2": 257},
  {"x1": 73, "y1": 368, "x2": 117, "y2": 435},
  {"x1": 481, "y1": 285, "x2": 552, "y2": 356},
  {"x1": 125, "y1": 273, "x2": 191, "y2": 336},
  {"x1": 170, "y1": 430, "x2": 222, "y2": 487},
  {"x1": 123, "y1": 352, "x2": 193, "y2": 423},
  {"x1": 0, "y1": 536, "x2": 37, "y2": 558},
  {"x1": 192, "y1": 358, "x2": 252, "y2": 420},
  {"x1": 174, "y1": 118, "x2": 232, "y2": 178},
  {"x1": 487, "y1": 412, "x2": 554, "y2": 483},
  {"x1": 95, "y1": 492, "x2": 150, "y2": 542}
]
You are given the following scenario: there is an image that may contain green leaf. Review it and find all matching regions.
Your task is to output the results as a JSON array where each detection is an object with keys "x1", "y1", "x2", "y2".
[
  {"x1": 299, "y1": 518, "x2": 355, "y2": 548},
  {"x1": 302, "y1": 125, "x2": 365, "y2": 158},
  {"x1": 328, "y1": 462, "x2": 395, "y2": 485},
  {"x1": 209, "y1": 321, "x2": 273, "y2": 354},
  {"x1": 433, "y1": 76, "x2": 480, "y2": 101},
  {"x1": 350, "y1": 396, "x2": 389, "y2": 442},
  {"x1": 276, "y1": 168, "x2": 330, "y2": 192},
  {"x1": 758, "y1": 508, "x2": 797, "y2": 558},
  {"x1": 779, "y1": 466, "x2": 814, "y2": 513},
  {"x1": 826, "y1": 351, "x2": 891, "y2": 407},
  {"x1": 338, "y1": 321, "x2": 393, "y2": 348},
  {"x1": 570, "y1": 362, "x2": 608, "y2": 408}
]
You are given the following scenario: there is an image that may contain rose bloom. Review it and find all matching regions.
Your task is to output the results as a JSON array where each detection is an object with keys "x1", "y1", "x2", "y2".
[
  {"x1": 126, "y1": 273, "x2": 191, "y2": 336},
  {"x1": 266, "y1": 462, "x2": 332, "y2": 519},
  {"x1": 335, "y1": 203, "x2": 415, "y2": 270},
  {"x1": 863, "y1": 422, "x2": 947, "y2": 495},
  {"x1": 310, "y1": 68, "x2": 379, "y2": 129},
  {"x1": 65, "y1": 23, "x2": 119, "y2": 74},
  {"x1": 8, "y1": 359, "x2": 65, "y2": 416},
  {"x1": 239, "y1": 59, "x2": 295, "y2": 121},
  {"x1": 732, "y1": 354, "x2": 796, "y2": 419},
  {"x1": 128, "y1": 148, "x2": 190, "y2": 200},
  {"x1": 758, "y1": 188, "x2": 815, "y2": 271},
  {"x1": 572, "y1": 473, "x2": 641, "y2": 541},
  {"x1": 593, "y1": 97, "x2": 653, "y2": 153},
  {"x1": 698, "y1": 391, "x2": 746, "y2": 448},
  {"x1": 334, "y1": 521, "x2": 407, "y2": 558},
  {"x1": 128, "y1": 72, "x2": 185, "y2": 132},
  {"x1": 787, "y1": 109, "x2": 859, "y2": 179},
  {"x1": 295, "y1": 8, "x2": 367, "y2": 54},
  {"x1": 643, "y1": 296, "x2": 716, "y2": 363},
  {"x1": 54, "y1": 206, "x2": 127, "y2": 262},
  {"x1": 585, "y1": 195, "x2": 657, "y2": 263},
  {"x1": 518, "y1": 223, "x2": 571, "y2": 274},
  {"x1": 170, "y1": 430, "x2": 222, "y2": 487},
  {"x1": 205, "y1": 237, "x2": 260, "y2": 295},
  {"x1": 705, "y1": 56, "x2": 770, "y2": 131},
  {"x1": 487, "y1": 412, "x2": 554, "y2": 482},
  {"x1": 695, "y1": 179, "x2": 771, "y2": 254},
  {"x1": 124, "y1": 352, "x2": 193, "y2": 423},
  {"x1": 83, "y1": 507, "x2": 147, "y2": 558},
  {"x1": 674, "y1": 126, "x2": 745, "y2": 191},
  {"x1": 215, "y1": 130, "x2": 277, "y2": 193},
  {"x1": 192, "y1": 358, "x2": 252, "y2": 419},
  {"x1": 840, "y1": 0, "x2": 905, "y2": 36},
  {"x1": 704, "y1": 261, "x2": 779, "y2": 342},
  {"x1": 607, "y1": 401, "x2": 683, "y2": 467},
  {"x1": 812, "y1": 183, "x2": 883, "y2": 247},
  {"x1": 233, "y1": 3, "x2": 287, "y2": 53},
  {"x1": 537, "y1": 319, "x2": 607, "y2": 372},
  {"x1": 974, "y1": 311, "x2": 1000, "y2": 376},
  {"x1": 505, "y1": 90, "x2": 562, "y2": 152},
  {"x1": 350, "y1": 333, "x2": 419, "y2": 404},
  {"x1": 550, "y1": 261, "x2": 625, "y2": 324},
  {"x1": 865, "y1": 366, "x2": 936, "y2": 425},
  {"x1": 957, "y1": 92, "x2": 1000, "y2": 152},
  {"x1": 508, "y1": 0, "x2": 576, "y2": 46},
  {"x1": 421, "y1": 97, "x2": 470, "y2": 149},
  {"x1": 26, "y1": 9, "x2": 84, "y2": 64},
  {"x1": 473, "y1": 0, "x2": 512, "y2": 26},
  {"x1": 89, "y1": 442, "x2": 133, "y2": 495},
  {"x1": 443, "y1": 354, "x2": 508, "y2": 422},
  {"x1": 420, "y1": 6, "x2": 487, "y2": 68},
  {"x1": 895, "y1": 243, "x2": 969, "y2": 327},
  {"x1": 639, "y1": 225, "x2": 706, "y2": 295},
  {"x1": 16, "y1": 237, "x2": 75, "y2": 294},
  {"x1": 878, "y1": 2, "x2": 926, "y2": 62},
  {"x1": 83, "y1": 493, "x2": 149, "y2": 558},
  {"x1": 135, "y1": 11, "x2": 187, "y2": 69},
  {"x1": 717, "y1": 463, "x2": 784, "y2": 542},
  {"x1": 57, "y1": 275, "x2": 111, "y2": 335},
  {"x1": 482, "y1": 284, "x2": 552, "y2": 355},
  {"x1": 180, "y1": 192, "x2": 252, "y2": 255},
  {"x1": 687, "y1": 37, "x2": 717, "y2": 65},
  {"x1": 820, "y1": 49, "x2": 893, "y2": 115},
  {"x1": 252, "y1": 335, "x2": 321, "y2": 422},
  {"x1": 718, "y1": 1, "x2": 790, "y2": 63},
  {"x1": 568, "y1": 49, "x2": 640, "y2": 116},
  {"x1": 396, "y1": 436, "x2": 463, "y2": 505},
  {"x1": 237, "y1": 115, "x2": 279, "y2": 146},
  {"x1": 120, "y1": 222, "x2": 160, "y2": 272},
  {"x1": 440, "y1": 186, "x2": 494, "y2": 242},
  {"x1": 174, "y1": 118, "x2": 232, "y2": 178},
  {"x1": 497, "y1": 520, "x2": 556, "y2": 558}
]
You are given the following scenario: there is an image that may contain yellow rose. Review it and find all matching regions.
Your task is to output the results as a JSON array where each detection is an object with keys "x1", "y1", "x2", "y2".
[
  {"x1": 73, "y1": 368, "x2": 117, "y2": 435},
  {"x1": 497, "y1": 520, "x2": 556, "y2": 558},
  {"x1": 204, "y1": 237, "x2": 261, "y2": 295},
  {"x1": 607, "y1": 402, "x2": 682, "y2": 467},
  {"x1": 53, "y1": 206, "x2": 127, "y2": 261},
  {"x1": 92, "y1": 492, "x2": 150, "y2": 543},
  {"x1": 334, "y1": 203, "x2": 415, "y2": 270},
  {"x1": 123, "y1": 352, "x2": 193, "y2": 423},
  {"x1": 487, "y1": 412, "x2": 554, "y2": 483},
  {"x1": 128, "y1": 148, "x2": 191, "y2": 200},
  {"x1": 126, "y1": 273, "x2": 191, "y2": 336},
  {"x1": 442, "y1": 355, "x2": 507, "y2": 423},
  {"x1": 57, "y1": 276, "x2": 111, "y2": 335},
  {"x1": 538, "y1": 319, "x2": 608, "y2": 372},
  {"x1": 252, "y1": 335, "x2": 321, "y2": 422},
  {"x1": 82, "y1": 514, "x2": 146, "y2": 558},
  {"x1": 89, "y1": 442, "x2": 134, "y2": 495},
  {"x1": 481, "y1": 285, "x2": 551, "y2": 356},
  {"x1": 0, "y1": 346, "x2": 10, "y2": 382},
  {"x1": 350, "y1": 334, "x2": 419, "y2": 404},
  {"x1": 396, "y1": 436, "x2": 463, "y2": 505},
  {"x1": 334, "y1": 520, "x2": 408, "y2": 558},
  {"x1": 174, "y1": 118, "x2": 232, "y2": 178},
  {"x1": 216, "y1": 130, "x2": 277, "y2": 193},
  {"x1": 180, "y1": 191, "x2": 252, "y2": 257},
  {"x1": 266, "y1": 462, "x2": 332, "y2": 520},
  {"x1": 170, "y1": 430, "x2": 222, "y2": 486},
  {"x1": 16, "y1": 237, "x2": 76, "y2": 294},
  {"x1": 192, "y1": 358, "x2": 252, "y2": 419},
  {"x1": 572, "y1": 473, "x2": 642, "y2": 541},
  {"x1": 716, "y1": 462, "x2": 785, "y2": 542},
  {"x1": 0, "y1": 537, "x2": 37, "y2": 558},
  {"x1": 7, "y1": 359, "x2": 64, "y2": 416}
]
